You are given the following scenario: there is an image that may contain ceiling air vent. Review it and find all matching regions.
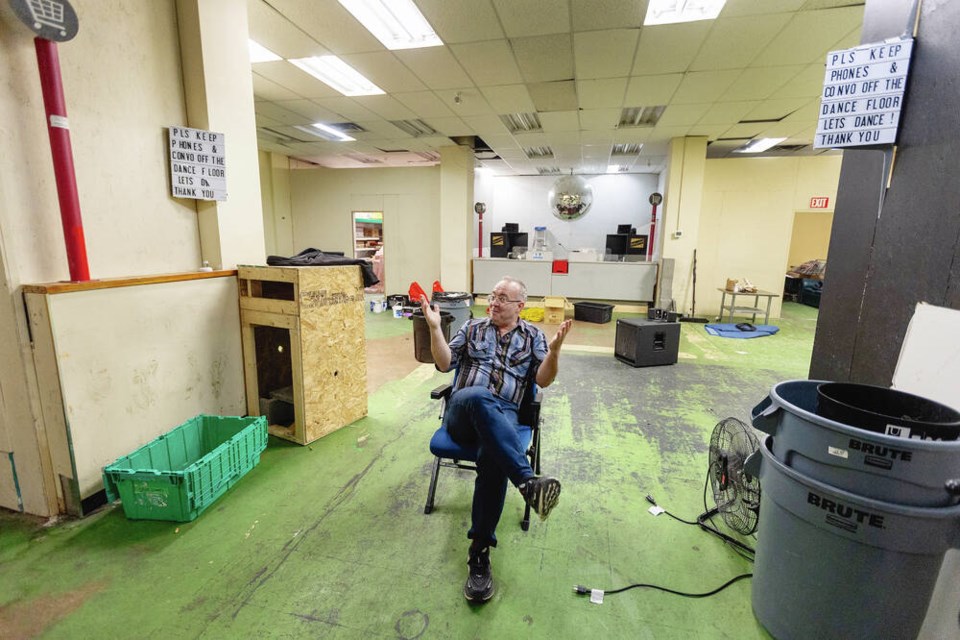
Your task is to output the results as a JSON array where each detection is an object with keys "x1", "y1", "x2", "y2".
[
  {"x1": 413, "y1": 151, "x2": 440, "y2": 162},
  {"x1": 524, "y1": 146, "x2": 554, "y2": 159},
  {"x1": 611, "y1": 143, "x2": 643, "y2": 156},
  {"x1": 390, "y1": 119, "x2": 438, "y2": 137},
  {"x1": 499, "y1": 112, "x2": 542, "y2": 133},
  {"x1": 345, "y1": 153, "x2": 382, "y2": 164},
  {"x1": 618, "y1": 106, "x2": 665, "y2": 128},
  {"x1": 770, "y1": 144, "x2": 808, "y2": 153},
  {"x1": 537, "y1": 166, "x2": 561, "y2": 175}
]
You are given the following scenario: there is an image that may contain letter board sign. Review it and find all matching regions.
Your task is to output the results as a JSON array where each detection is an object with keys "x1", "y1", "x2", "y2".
[
  {"x1": 168, "y1": 126, "x2": 227, "y2": 202},
  {"x1": 814, "y1": 38, "x2": 914, "y2": 149}
]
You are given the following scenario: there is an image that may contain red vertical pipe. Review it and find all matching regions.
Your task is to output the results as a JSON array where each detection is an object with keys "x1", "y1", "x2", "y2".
[
  {"x1": 34, "y1": 37, "x2": 90, "y2": 282},
  {"x1": 478, "y1": 210, "x2": 483, "y2": 257},
  {"x1": 647, "y1": 202, "x2": 658, "y2": 261}
]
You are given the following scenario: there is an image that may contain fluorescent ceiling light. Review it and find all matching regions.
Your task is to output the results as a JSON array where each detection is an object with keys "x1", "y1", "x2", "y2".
[
  {"x1": 289, "y1": 56, "x2": 384, "y2": 96},
  {"x1": 644, "y1": 0, "x2": 727, "y2": 26},
  {"x1": 294, "y1": 123, "x2": 357, "y2": 142},
  {"x1": 338, "y1": 0, "x2": 443, "y2": 50},
  {"x1": 248, "y1": 39, "x2": 282, "y2": 63},
  {"x1": 733, "y1": 137, "x2": 786, "y2": 154}
]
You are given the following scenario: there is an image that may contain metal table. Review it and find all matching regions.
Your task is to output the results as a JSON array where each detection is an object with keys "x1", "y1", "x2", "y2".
[{"x1": 717, "y1": 288, "x2": 778, "y2": 325}]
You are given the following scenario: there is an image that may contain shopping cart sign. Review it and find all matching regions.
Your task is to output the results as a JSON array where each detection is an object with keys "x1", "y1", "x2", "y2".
[{"x1": 8, "y1": 0, "x2": 79, "y2": 42}]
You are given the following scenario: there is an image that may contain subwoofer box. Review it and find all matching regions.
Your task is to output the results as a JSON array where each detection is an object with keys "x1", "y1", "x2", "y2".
[{"x1": 615, "y1": 318, "x2": 680, "y2": 367}]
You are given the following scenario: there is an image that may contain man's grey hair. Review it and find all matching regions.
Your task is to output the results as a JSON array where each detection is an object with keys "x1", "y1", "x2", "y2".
[{"x1": 499, "y1": 276, "x2": 527, "y2": 301}]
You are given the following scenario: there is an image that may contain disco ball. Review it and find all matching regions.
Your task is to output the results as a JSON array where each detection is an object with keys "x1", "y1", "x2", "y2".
[{"x1": 548, "y1": 175, "x2": 593, "y2": 221}]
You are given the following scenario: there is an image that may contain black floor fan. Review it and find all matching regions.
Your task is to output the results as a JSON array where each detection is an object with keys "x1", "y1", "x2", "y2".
[
  {"x1": 679, "y1": 249, "x2": 709, "y2": 323},
  {"x1": 697, "y1": 417, "x2": 761, "y2": 555}
]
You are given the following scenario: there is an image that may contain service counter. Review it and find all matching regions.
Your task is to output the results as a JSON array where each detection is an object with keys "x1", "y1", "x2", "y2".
[{"x1": 472, "y1": 258, "x2": 657, "y2": 302}]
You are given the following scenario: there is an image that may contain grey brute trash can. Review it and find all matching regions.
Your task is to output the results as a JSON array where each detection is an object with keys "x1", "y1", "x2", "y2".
[
  {"x1": 747, "y1": 436, "x2": 960, "y2": 640},
  {"x1": 430, "y1": 291, "x2": 473, "y2": 336},
  {"x1": 751, "y1": 380, "x2": 960, "y2": 507},
  {"x1": 411, "y1": 309, "x2": 452, "y2": 364}
]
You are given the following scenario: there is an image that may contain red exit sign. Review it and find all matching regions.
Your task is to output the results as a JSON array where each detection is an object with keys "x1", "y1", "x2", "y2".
[{"x1": 810, "y1": 197, "x2": 830, "y2": 209}]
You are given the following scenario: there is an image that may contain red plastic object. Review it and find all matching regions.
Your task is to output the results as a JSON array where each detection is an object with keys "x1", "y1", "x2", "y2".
[
  {"x1": 552, "y1": 260, "x2": 568, "y2": 274},
  {"x1": 432, "y1": 280, "x2": 444, "y2": 293},
  {"x1": 409, "y1": 281, "x2": 427, "y2": 303}
]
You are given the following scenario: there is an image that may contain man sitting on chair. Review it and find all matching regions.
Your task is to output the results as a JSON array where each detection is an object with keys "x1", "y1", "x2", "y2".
[{"x1": 419, "y1": 276, "x2": 572, "y2": 603}]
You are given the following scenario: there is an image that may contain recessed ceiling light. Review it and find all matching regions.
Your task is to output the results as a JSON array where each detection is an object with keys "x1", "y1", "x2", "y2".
[
  {"x1": 248, "y1": 39, "x2": 281, "y2": 63},
  {"x1": 289, "y1": 56, "x2": 384, "y2": 97},
  {"x1": 733, "y1": 137, "x2": 787, "y2": 154},
  {"x1": 338, "y1": 0, "x2": 443, "y2": 50},
  {"x1": 294, "y1": 123, "x2": 357, "y2": 142},
  {"x1": 644, "y1": 0, "x2": 727, "y2": 26}
]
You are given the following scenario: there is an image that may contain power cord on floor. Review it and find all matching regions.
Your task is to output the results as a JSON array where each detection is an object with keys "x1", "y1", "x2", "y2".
[
  {"x1": 645, "y1": 494, "x2": 699, "y2": 525},
  {"x1": 574, "y1": 573, "x2": 753, "y2": 599}
]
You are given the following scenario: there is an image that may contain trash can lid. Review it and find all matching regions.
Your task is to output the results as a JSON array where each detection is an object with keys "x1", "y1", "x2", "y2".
[{"x1": 431, "y1": 291, "x2": 472, "y2": 302}]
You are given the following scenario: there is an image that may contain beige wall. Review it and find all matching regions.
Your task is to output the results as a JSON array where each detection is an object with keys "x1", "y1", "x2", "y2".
[
  {"x1": 288, "y1": 166, "x2": 441, "y2": 295},
  {"x1": 788, "y1": 211, "x2": 834, "y2": 269},
  {"x1": 697, "y1": 155, "x2": 842, "y2": 319},
  {"x1": 0, "y1": 0, "x2": 262, "y2": 515}
]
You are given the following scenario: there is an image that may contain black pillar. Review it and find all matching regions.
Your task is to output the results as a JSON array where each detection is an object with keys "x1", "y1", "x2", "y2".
[{"x1": 809, "y1": 0, "x2": 960, "y2": 384}]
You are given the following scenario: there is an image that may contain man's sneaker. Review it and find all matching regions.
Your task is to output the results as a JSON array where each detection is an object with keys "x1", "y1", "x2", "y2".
[
  {"x1": 519, "y1": 476, "x2": 562, "y2": 520},
  {"x1": 464, "y1": 546, "x2": 494, "y2": 603}
]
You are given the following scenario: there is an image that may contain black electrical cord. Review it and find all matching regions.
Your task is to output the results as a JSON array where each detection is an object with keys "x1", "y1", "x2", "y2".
[
  {"x1": 644, "y1": 494, "x2": 698, "y2": 525},
  {"x1": 574, "y1": 573, "x2": 753, "y2": 598}
]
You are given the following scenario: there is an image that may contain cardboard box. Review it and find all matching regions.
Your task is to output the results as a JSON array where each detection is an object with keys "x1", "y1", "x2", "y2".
[{"x1": 543, "y1": 296, "x2": 566, "y2": 324}]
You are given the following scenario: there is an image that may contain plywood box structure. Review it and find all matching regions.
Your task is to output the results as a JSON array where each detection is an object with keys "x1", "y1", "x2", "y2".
[{"x1": 238, "y1": 265, "x2": 367, "y2": 444}]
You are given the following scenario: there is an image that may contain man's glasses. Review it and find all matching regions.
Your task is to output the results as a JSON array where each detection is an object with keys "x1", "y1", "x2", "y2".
[{"x1": 487, "y1": 294, "x2": 523, "y2": 306}]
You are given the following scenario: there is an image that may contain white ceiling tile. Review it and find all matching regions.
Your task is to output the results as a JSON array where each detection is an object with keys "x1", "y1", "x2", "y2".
[
  {"x1": 753, "y1": 6, "x2": 865, "y2": 67},
  {"x1": 612, "y1": 128, "x2": 652, "y2": 145},
  {"x1": 578, "y1": 109, "x2": 621, "y2": 130},
  {"x1": 719, "y1": 0, "x2": 806, "y2": 17},
  {"x1": 632, "y1": 21, "x2": 713, "y2": 75},
  {"x1": 576, "y1": 78, "x2": 628, "y2": 110},
  {"x1": 313, "y1": 97, "x2": 380, "y2": 121},
  {"x1": 416, "y1": 0, "x2": 505, "y2": 44},
  {"x1": 720, "y1": 122, "x2": 766, "y2": 138},
  {"x1": 686, "y1": 124, "x2": 730, "y2": 139},
  {"x1": 573, "y1": 30, "x2": 639, "y2": 80},
  {"x1": 741, "y1": 98, "x2": 811, "y2": 122},
  {"x1": 528, "y1": 81, "x2": 579, "y2": 112},
  {"x1": 540, "y1": 111, "x2": 581, "y2": 132},
  {"x1": 352, "y1": 120, "x2": 409, "y2": 138},
  {"x1": 769, "y1": 62, "x2": 826, "y2": 99},
  {"x1": 253, "y1": 61, "x2": 342, "y2": 99},
  {"x1": 696, "y1": 101, "x2": 760, "y2": 125},
  {"x1": 581, "y1": 130, "x2": 615, "y2": 145},
  {"x1": 421, "y1": 116, "x2": 474, "y2": 136},
  {"x1": 339, "y1": 52, "x2": 428, "y2": 93},
  {"x1": 657, "y1": 103, "x2": 712, "y2": 127},
  {"x1": 480, "y1": 85, "x2": 536, "y2": 113},
  {"x1": 393, "y1": 92, "x2": 457, "y2": 119},
  {"x1": 252, "y1": 73, "x2": 302, "y2": 101},
  {"x1": 267, "y1": 0, "x2": 383, "y2": 54},
  {"x1": 647, "y1": 125, "x2": 693, "y2": 142},
  {"x1": 570, "y1": 0, "x2": 646, "y2": 31},
  {"x1": 461, "y1": 115, "x2": 510, "y2": 135},
  {"x1": 511, "y1": 34, "x2": 575, "y2": 83},
  {"x1": 247, "y1": 0, "x2": 330, "y2": 59},
  {"x1": 434, "y1": 89, "x2": 495, "y2": 116},
  {"x1": 492, "y1": 0, "x2": 570, "y2": 37},
  {"x1": 352, "y1": 95, "x2": 417, "y2": 120},
  {"x1": 689, "y1": 14, "x2": 792, "y2": 71},
  {"x1": 756, "y1": 119, "x2": 808, "y2": 138},
  {"x1": 255, "y1": 112, "x2": 284, "y2": 127},
  {"x1": 393, "y1": 47, "x2": 473, "y2": 90},
  {"x1": 623, "y1": 74, "x2": 683, "y2": 106},
  {"x1": 254, "y1": 101, "x2": 315, "y2": 125},
  {"x1": 719, "y1": 65, "x2": 804, "y2": 101},
  {"x1": 276, "y1": 99, "x2": 343, "y2": 123},
  {"x1": 480, "y1": 134, "x2": 521, "y2": 151},
  {"x1": 450, "y1": 41, "x2": 524, "y2": 86},
  {"x1": 672, "y1": 70, "x2": 741, "y2": 104}
]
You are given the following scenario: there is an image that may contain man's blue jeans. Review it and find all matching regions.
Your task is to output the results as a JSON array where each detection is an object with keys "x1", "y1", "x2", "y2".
[{"x1": 443, "y1": 386, "x2": 534, "y2": 548}]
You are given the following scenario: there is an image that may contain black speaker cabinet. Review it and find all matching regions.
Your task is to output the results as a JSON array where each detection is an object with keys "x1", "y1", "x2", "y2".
[{"x1": 615, "y1": 318, "x2": 680, "y2": 367}]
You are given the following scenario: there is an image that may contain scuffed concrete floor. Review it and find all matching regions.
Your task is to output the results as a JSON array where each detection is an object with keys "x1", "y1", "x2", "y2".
[{"x1": 0, "y1": 303, "x2": 820, "y2": 638}]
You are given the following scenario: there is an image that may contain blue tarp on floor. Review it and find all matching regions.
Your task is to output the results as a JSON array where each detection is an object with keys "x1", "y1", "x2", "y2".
[{"x1": 705, "y1": 323, "x2": 779, "y2": 339}]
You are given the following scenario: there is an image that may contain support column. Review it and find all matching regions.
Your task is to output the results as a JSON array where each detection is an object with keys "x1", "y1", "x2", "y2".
[
  {"x1": 439, "y1": 145, "x2": 474, "y2": 292},
  {"x1": 660, "y1": 136, "x2": 707, "y2": 317},
  {"x1": 176, "y1": 0, "x2": 265, "y2": 268}
]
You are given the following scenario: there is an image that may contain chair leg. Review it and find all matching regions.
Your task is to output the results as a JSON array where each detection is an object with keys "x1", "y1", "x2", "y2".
[
  {"x1": 521, "y1": 502, "x2": 531, "y2": 531},
  {"x1": 424, "y1": 456, "x2": 442, "y2": 514}
]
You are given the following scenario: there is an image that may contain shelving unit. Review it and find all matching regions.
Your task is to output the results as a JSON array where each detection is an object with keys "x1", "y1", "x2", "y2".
[{"x1": 353, "y1": 213, "x2": 383, "y2": 259}]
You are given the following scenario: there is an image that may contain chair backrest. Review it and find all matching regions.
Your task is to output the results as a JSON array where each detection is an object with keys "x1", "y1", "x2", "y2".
[{"x1": 446, "y1": 366, "x2": 541, "y2": 427}]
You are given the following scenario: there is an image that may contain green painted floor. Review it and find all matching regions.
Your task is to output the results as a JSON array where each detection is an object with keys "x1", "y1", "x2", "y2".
[{"x1": 0, "y1": 303, "x2": 819, "y2": 639}]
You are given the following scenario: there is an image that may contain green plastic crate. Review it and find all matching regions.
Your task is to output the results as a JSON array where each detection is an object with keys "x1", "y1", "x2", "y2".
[{"x1": 102, "y1": 415, "x2": 267, "y2": 522}]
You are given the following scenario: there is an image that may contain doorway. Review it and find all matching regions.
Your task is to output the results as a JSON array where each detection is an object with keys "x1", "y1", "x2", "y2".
[{"x1": 353, "y1": 211, "x2": 384, "y2": 293}]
